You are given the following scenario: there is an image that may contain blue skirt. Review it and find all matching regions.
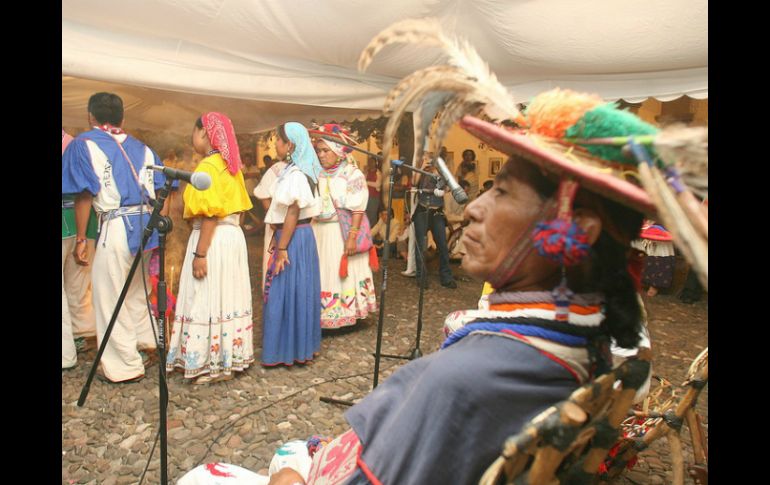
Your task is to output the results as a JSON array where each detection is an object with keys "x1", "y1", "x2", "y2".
[{"x1": 262, "y1": 225, "x2": 321, "y2": 365}]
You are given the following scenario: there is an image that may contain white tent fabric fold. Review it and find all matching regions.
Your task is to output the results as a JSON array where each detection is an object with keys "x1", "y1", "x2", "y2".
[
  {"x1": 61, "y1": 76, "x2": 384, "y2": 135},
  {"x1": 62, "y1": 0, "x2": 707, "y2": 134}
]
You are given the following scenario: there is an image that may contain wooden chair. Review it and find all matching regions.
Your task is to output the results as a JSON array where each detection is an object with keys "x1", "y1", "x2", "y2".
[
  {"x1": 479, "y1": 348, "x2": 653, "y2": 485},
  {"x1": 603, "y1": 348, "x2": 708, "y2": 485}
]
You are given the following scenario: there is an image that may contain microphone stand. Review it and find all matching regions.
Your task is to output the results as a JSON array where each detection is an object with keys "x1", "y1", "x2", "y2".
[
  {"x1": 77, "y1": 178, "x2": 174, "y2": 485},
  {"x1": 315, "y1": 135, "x2": 439, "y2": 406},
  {"x1": 370, "y1": 160, "x2": 433, "y2": 384},
  {"x1": 378, "y1": 171, "x2": 437, "y2": 363}
]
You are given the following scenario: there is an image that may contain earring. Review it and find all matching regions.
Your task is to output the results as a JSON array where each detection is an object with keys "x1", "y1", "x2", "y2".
[{"x1": 286, "y1": 151, "x2": 293, "y2": 163}]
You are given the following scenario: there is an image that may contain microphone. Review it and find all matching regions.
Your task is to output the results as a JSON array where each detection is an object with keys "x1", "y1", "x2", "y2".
[
  {"x1": 149, "y1": 166, "x2": 212, "y2": 190},
  {"x1": 434, "y1": 156, "x2": 468, "y2": 204}
]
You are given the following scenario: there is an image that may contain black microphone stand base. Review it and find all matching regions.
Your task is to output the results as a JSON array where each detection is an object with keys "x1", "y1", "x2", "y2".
[
  {"x1": 319, "y1": 397, "x2": 356, "y2": 407},
  {"x1": 377, "y1": 348, "x2": 423, "y2": 360}
]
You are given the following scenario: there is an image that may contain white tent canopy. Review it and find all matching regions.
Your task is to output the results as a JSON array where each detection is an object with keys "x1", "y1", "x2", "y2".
[{"x1": 62, "y1": 0, "x2": 707, "y2": 134}]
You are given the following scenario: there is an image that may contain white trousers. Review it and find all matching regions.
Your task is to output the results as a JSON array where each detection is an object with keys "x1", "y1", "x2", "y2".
[
  {"x1": 92, "y1": 218, "x2": 157, "y2": 381},
  {"x1": 62, "y1": 238, "x2": 96, "y2": 368}
]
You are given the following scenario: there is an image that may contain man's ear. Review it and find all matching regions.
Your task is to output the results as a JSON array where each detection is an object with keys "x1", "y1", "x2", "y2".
[{"x1": 573, "y1": 208, "x2": 603, "y2": 245}]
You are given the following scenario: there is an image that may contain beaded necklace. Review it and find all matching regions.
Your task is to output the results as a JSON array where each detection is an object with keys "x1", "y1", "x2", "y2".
[{"x1": 96, "y1": 124, "x2": 125, "y2": 135}]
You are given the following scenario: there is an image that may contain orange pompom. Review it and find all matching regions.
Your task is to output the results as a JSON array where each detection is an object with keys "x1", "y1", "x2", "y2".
[
  {"x1": 522, "y1": 88, "x2": 603, "y2": 138},
  {"x1": 369, "y1": 246, "x2": 379, "y2": 272}
]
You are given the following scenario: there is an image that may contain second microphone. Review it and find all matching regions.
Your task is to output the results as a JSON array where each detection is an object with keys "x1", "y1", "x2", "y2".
[{"x1": 149, "y1": 165, "x2": 212, "y2": 191}]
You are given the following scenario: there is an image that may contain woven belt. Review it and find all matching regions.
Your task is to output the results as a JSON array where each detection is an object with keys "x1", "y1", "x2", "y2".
[{"x1": 98, "y1": 204, "x2": 154, "y2": 244}]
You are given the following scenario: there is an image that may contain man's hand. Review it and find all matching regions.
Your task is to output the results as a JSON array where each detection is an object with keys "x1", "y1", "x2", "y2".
[{"x1": 73, "y1": 240, "x2": 89, "y2": 266}]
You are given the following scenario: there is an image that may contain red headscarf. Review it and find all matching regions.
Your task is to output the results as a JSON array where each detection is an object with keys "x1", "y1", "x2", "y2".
[{"x1": 202, "y1": 112, "x2": 242, "y2": 175}]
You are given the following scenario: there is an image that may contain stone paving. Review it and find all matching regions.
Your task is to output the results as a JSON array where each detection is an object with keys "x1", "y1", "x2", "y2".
[{"x1": 62, "y1": 233, "x2": 707, "y2": 484}]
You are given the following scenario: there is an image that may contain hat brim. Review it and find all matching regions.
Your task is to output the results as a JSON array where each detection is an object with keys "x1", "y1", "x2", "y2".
[
  {"x1": 640, "y1": 226, "x2": 673, "y2": 241},
  {"x1": 460, "y1": 116, "x2": 658, "y2": 217}
]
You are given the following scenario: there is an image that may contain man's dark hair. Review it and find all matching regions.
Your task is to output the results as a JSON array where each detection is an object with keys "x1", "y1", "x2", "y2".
[
  {"x1": 462, "y1": 149, "x2": 476, "y2": 160},
  {"x1": 88, "y1": 92, "x2": 124, "y2": 126}
]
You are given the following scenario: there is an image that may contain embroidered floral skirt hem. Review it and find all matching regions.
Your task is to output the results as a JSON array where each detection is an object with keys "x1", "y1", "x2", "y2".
[
  {"x1": 262, "y1": 225, "x2": 322, "y2": 366},
  {"x1": 166, "y1": 220, "x2": 254, "y2": 379},
  {"x1": 313, "y1": 221, "x2": 377, "y2": 329}
]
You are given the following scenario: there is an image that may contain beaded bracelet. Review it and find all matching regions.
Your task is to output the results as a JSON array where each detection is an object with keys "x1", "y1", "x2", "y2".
[{"x1": 76, "y1": 238, "x2": 87, "y2": 244}]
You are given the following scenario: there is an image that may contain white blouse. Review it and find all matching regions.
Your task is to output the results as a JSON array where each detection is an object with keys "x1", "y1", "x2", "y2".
[
  {"x1": 263, "y1": 164, "x2": 321, "y2": 224},
  {"x1": 254, "y1": 161, "x2": 287, "y2": 199},
  {"x1": 317, "y1": 163, "x2": 368, "y2": 221}
]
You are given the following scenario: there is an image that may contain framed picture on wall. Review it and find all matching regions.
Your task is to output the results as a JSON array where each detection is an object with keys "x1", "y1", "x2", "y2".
[{"x1": 489, "y1": 157, "x2": 502, "y2": 177}]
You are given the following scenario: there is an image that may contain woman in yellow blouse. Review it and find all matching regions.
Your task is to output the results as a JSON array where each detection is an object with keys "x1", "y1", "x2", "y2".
[{"x1": 166, "y1": 113, "x2": 254, "y2": 384}]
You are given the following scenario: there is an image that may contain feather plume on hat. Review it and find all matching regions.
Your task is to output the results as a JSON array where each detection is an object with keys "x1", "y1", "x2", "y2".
[{"x1": 359, "y1": 18, "x2": 520, "y2": 165}]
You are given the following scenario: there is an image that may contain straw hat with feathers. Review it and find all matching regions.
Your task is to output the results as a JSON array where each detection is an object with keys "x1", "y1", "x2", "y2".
[{"x1": 359, "y1": 18, "x2": 707, "y2": 289}]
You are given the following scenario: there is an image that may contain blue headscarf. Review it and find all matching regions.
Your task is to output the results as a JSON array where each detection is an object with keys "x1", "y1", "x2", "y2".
[{"x1": 283, "y1": 122, "x2": 321, "y2": 183}]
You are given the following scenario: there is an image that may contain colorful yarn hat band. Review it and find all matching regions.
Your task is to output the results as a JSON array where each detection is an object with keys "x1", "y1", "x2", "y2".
[{"x1": 309, "y1": 123, "x2": 356, "y2": 158}]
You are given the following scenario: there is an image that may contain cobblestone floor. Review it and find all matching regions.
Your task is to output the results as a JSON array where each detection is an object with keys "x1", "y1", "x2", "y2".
[{"x1": 62, "y1": 233, "x2": 707, "y2": 484}]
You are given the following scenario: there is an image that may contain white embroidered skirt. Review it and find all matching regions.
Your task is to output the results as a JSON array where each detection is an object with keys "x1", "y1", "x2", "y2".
[{"x1": 166, "y1": 215, "x2": 254, "y2": 378}]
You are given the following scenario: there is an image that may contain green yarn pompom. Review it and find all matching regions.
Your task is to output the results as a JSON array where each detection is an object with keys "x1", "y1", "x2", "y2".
[{"x1": 566, "y1": 103, "x2": 659, "y2": 164}]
